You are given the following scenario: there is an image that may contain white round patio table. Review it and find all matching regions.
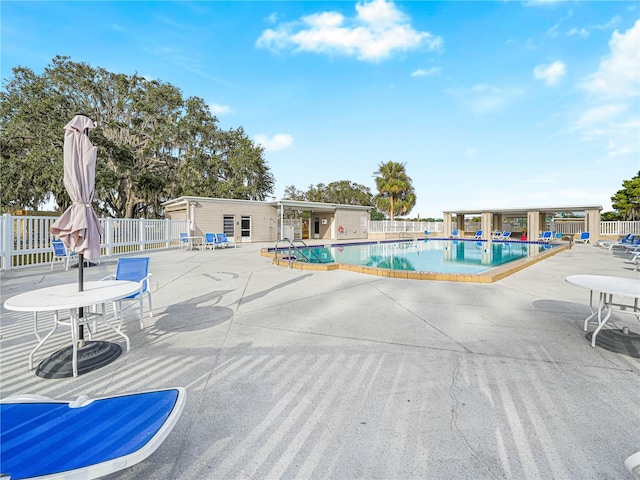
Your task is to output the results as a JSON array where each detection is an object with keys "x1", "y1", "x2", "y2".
[
  {"x1": 565, "y1": 275, "x2": 640, "y2": 347},
  {"x1": 4, "y1": 280, "x2": 141, "y2": 376}
]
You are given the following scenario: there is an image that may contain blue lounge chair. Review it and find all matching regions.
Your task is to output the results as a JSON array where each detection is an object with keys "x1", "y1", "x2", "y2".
[
  {"x1": 50, "y1": 239, "x2": 78, "y2": 271},
  {"x1": 538, "y1": 231, "x2": 552, "y2": 242},
  {"x1": 596, "y1": 233, "x2": 633, "y2": 248},
  {"x1": 102, "y1": 257, "x2": 153, "y2": 329},
  {"x1": 474, "y1": 230, "x2": 483, "y2": 239},
  {"x1": 574, "y1": 232, "x2": 591, "y2": 244},
  {"x1": 0, "y1": 387, "x2": 186, "y2": 480},
  {"x1": 215, "y1": 233, "x2": 236, "y2": 248},
  {"x1": 604, "y1": 235, "x2": 639, "y2": 250},
  {"x1": 451, "y1": 229, "x2": 460, "y2": 238}
]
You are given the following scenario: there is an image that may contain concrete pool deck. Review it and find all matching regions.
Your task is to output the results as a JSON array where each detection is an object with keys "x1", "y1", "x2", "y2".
[{"x1": 1, "y1": 242, "x2": 639, "y2": 479}]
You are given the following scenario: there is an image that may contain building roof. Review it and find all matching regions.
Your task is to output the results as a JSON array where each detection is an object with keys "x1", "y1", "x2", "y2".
[
  {"x1": 162, "y1": 196, "x2": 372, "y2": 212},
  {"x1": 443, "y1": 205, "x2": 602, "y2": 216},
  {"x1": 269, "y1": 199, "x2": 371, "y2": 212}
]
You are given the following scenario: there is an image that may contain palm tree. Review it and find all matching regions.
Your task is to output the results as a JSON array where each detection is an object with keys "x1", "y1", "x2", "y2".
[{"x1": 373, "y1": 161, "x2": 416, "y2": 220}]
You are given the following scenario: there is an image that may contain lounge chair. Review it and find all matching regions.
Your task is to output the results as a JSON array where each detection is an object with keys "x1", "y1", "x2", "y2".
[
  {"x1": 574, "y1": 232, "x2": 591, "y2": 244},
  {"x1": 451, "y1": 229, "x2": 460, "y2": 238},
  {"x1": 492, "y1": 231, "x2": 503, "y2": 240},
  {"x1": 596, "y1": 233, "x2": 633, "y2": 248},
  {"x1": 474, "y1": 230, "x2": 483, "y2": 239},
  {"x1": 204, "y1": 233, "x2": 216, "y2": 249},
  {"x1": 604, "y1": 235, "x2": 639, "y2": 250},
  {"x1": 215, "y1": 233, "x2": 236, "y2": 248},
  {"x1": 537, "y1": 231, "x2": 552, "y2": 242},
  {"x1": 626, "y1": 450, "x2": 640, "y2": 480},
  {"x1": 50, "y1": 239, "x2": 78, "y2": 271},
  {"x1": 0, "y1": 387, "x2": 186, "y2": 480},
  {"x1": 102, "y1": 257, "x2": 153, "y2": 329}
]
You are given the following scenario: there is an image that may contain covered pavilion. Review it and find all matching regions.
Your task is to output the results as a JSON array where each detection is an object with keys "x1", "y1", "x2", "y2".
[{"x1": 443, "y1": 205, "x2": 602, "y2": 241}]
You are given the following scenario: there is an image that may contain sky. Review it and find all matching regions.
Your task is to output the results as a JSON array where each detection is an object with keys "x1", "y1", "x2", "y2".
[{"x1": 2, "y1": 1, "x2": 639, "y2": 219}]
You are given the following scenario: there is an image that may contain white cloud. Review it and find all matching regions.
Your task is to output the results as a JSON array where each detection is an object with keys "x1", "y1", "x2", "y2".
[
  {"x1": 571, "y1": 20, "x2": 640, "y2": 161},
  {"x1": 411, "y1": 67, "x2": 441, "y2": 77},
  {"x1": 533, "y1": 61, "x2": 566, "y2": 86},
  {"x1": 580, "y1": 18, "x2": 640, "y2": 98},
  {"x1": 209, "y1": 104, "x2": 231, "y2": 115},
  {"x1": 567, "y1": 27, "x2": 589, "y2": 38},
  {"x1": 447, "y1": 84, "x2": 524, "y2": 115},
  {"x1": 523, "y1": 0, "x2": 561, "y2": 7},
  {"x1": 256, "y1": 0, "x2": 443, "y2": 62},
  {"x1": 254, "y1": 133, "x2": 294, "y2": 152}
]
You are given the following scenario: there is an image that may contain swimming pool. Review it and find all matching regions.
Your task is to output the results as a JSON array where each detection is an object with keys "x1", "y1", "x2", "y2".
[
  {"x1": 294, "y1": 239, "x2": 558, "y2": 274},
  {"x1": 266, "y1": 238, "x2": 566, "y2": 282}
]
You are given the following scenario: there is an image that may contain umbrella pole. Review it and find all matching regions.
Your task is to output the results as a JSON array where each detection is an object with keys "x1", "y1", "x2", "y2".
[{"x1": 78, "y1": 253, "x2": 85, "y2": 348}]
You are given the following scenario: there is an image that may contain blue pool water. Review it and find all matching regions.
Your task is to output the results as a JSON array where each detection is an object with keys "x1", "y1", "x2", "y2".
[{"x1": 292, "y1": 239, "x2": 557, "y2": 274}]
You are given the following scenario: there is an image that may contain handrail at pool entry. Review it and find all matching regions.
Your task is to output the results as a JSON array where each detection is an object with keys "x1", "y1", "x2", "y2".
[{"x1": 274, "y1": 238, "x2": 325, "y2": 267}]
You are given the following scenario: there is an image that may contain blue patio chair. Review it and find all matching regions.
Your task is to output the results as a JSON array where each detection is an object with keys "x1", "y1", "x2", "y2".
[
  {"x1": 179, "y1": 232, "x2": 189, "y2": 250},
  {"x1": 451, "y1": 229, "x2": 460, "y2": 238},
  {"x1": 574, "y1": 232, "x2": 590, "y2": 243},
  {"x1": 538, "y1": 231, "x2": 552, "y2": 242},
  {"x1": 102, "y1": 257, "x2": 152, "y2": 329},
  {"x1": 474, "y1": 230, "x2": 483, "y2": 239},
  {"x1": 215, "y1": 233, "x2": 236, "y2": 248},
  {"x1": 0, "y1": 387, "x2": 186, "y2": 480},
  {"x1": 50, "y1": 239, "x2": 78, "y2": 271},
  {"x1": 204, "y1": 233, "x2": 216, "y2": 249}
]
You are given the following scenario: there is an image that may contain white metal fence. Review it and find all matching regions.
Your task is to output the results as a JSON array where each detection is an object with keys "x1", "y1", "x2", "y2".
[
  {"x1": 1, "y1": 214, "x2": 189, "y2": 271},
  {"x1": 368, "y1": 221, "x2": 444, "y2": 234},
  {"x1": 367, "y1": 219, "x2": 640, "y2": 236}
]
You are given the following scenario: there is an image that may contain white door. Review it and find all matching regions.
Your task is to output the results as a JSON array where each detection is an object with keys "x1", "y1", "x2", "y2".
[{"x1": 240, "y1": 216, "x2": 252, "y2": 242}]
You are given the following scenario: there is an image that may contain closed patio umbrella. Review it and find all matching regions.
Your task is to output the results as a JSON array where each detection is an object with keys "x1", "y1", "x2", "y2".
[
  {"x1": 44, "y1": 114, "x2": 120, "y2": 378},
  {"x1": 50, "y1": 114, "x2": 103, "y2": 260}
]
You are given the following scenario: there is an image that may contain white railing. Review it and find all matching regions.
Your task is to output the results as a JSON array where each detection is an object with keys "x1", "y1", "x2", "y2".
[
  {"x1": 600, "y1": 221, "x2": 640, "y2": 236},
  {"x1": 368, "y1": 221, "x2": 444, "y2": 234},
  {"x1": 368, "y1": 219, "x2": 640, "y2": 237},
  {"x1": 0, "y1": 214, "x2": 189, "y2": 271}
]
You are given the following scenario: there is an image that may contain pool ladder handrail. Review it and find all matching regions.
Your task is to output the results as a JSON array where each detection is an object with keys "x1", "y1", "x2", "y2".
[{"x1": 274, "y1": 238, "x2": 325, "y2": 267}]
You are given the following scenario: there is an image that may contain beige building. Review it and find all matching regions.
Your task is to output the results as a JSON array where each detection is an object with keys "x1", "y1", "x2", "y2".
[{"x1": 162, "y1": 197, "x2": 372, "y2": 243}]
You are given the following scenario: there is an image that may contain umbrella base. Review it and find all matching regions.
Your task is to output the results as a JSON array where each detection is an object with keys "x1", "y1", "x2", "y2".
[
  {"x1": 71, "y1": 261, "x2": 98, "y2": 268},
  {"x1": 36, "y1": 341, "x2": 122, "y2": 379},
  {"x1": 586, "y1": 329, "x2": 640, "y2": 358}
]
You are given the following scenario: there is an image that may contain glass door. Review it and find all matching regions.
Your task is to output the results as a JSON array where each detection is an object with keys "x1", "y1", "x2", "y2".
[{"x1": 240, "y1": 216, "x2": 251, "y2": 242}]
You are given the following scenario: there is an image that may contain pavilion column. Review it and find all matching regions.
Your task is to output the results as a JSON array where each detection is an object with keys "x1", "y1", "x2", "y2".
[
  {"x1": 481, "y1": 212, "x2": 491, "y2": 240},
  {"x1": 443, "y1": 213, "x2": 452, "y2": 237},
  {"x1": 457, "y1": 215, "x2": 465, "y2": 235},
  {"x1": 493, "y1": 214, "x2": 503, "y2": 233},
  {"x1": 527, "y1": 211, "x2": 540, "y2": 240},
  {"x1": 585, "y1": 209, "x2": 601, "y2": 242}
]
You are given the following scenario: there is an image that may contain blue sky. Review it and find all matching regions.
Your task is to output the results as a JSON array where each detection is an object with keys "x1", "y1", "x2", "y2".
[{"x1": 2, "y1": 1, "x2": 639, "y2": 218}]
